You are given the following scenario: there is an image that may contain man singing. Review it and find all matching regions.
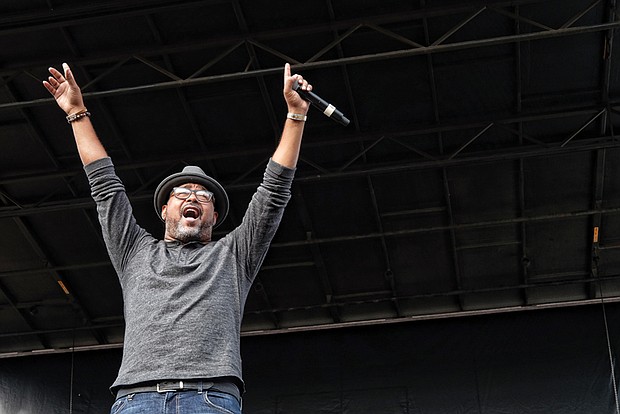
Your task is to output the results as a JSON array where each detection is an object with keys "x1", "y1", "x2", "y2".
[{"x1": 44, "y1": 62, "x2": 311, "y2": 414}]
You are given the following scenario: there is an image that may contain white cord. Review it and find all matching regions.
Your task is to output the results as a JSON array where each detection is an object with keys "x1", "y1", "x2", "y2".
[{"x1": 599, "y1": 282, "x2": 620, "y2": 414}]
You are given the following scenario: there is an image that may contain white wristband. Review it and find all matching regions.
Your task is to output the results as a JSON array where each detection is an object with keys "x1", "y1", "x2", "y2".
[{"x1": 287, "y1": 112, "x2": 307, "y2": 122}]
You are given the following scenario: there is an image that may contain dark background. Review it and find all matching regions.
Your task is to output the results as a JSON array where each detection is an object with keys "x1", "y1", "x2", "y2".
[
  {"x1": 3, "y1": 0, "x2": 620, "y2": 412},
  {"x1": 1, "y1": 304, "x2": 619, "y2": 413}
]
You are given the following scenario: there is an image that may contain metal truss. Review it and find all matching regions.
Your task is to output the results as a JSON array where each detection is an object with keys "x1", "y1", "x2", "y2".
[
  {"x1": 1, "y1": 0, "x2": 619, "y2": 109},
  {"x1": 1, "y1": 0, "x2": 620, "y2": 351}
]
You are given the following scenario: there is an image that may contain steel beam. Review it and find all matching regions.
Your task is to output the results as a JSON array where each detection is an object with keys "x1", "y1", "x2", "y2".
[{"x1": 2, "y1": 21, "x2": 619, "y2": 111}]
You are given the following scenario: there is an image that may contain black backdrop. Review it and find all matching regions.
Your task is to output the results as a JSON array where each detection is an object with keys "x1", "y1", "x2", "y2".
[{"x1": 2, "y1": 303, "x2": 620, "y2": 413}]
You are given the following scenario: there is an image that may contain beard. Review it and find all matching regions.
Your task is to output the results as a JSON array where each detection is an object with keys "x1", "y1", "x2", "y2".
[{"x1": 165, "y1": 215, "x2": 214, "y2": 243}]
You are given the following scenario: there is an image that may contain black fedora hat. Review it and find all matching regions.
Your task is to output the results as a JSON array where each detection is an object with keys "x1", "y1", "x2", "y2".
[{"x1": 153, "y1": 165, "x2": 229, "y2": 229}]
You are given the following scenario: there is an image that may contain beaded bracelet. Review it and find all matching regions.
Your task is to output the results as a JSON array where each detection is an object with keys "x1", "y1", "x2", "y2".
[{"x1": 66, "y1": 109, "x2": 91, "y2": 123}]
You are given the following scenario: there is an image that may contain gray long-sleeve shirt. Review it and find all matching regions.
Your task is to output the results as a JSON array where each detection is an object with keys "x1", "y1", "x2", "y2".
[{"x1": 85, "y1": 157, "x2": 294, "y2": 393}]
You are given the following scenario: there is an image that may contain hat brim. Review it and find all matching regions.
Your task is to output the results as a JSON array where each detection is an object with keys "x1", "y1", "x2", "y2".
[{"x1": 153, "y1": 170, "x2": 229, "y2": 229}]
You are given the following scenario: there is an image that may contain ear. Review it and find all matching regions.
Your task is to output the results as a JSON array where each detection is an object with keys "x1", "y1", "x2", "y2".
[
  {"x1": 161, "y1": 204, "x2": 167, "y2": 220},
  {"x1": 212, "y1": 211, "x2": 218, "y2": 225}
]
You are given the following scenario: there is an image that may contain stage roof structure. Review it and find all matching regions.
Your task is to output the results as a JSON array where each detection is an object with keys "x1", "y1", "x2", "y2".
[{"x1": 2, "y1": 0, "x2": 620, "y2": 355}]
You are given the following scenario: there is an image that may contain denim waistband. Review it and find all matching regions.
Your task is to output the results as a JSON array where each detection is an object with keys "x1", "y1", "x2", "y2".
[{"x1": 116, "y1": 380, "x2": 241, "y2": 402}]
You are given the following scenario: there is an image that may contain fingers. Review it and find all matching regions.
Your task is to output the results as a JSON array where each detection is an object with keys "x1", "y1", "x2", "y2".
[
  {"x1": 282, "y1": 65, "x2": 312, "y2": 113},
  {"x1": 283, "y1": 63, "x2": 296, "y2": 92},
  {"x1": 42, "y1": 80, "x2": 56, "y2": 96},
  {"x1": 44, "y1": 63, "x2": 78, "y2": 97},
  {"x1": 46, "y1": 63, "x2": 74, "y2": 86},
  {"x1": 43, "y1": 62, "x2": 86, "y2": 114},
  {"x1": 293, "y1": 76, "x2": 311, "y2": 92},
  {"x1": 47, "y1": 75, "x2": 60, "y2": 87},
  {"x1": 43, "y1": 71, "x2": 61, "y2": 96},
  {"x1": 283, "y1": 63, "x2": 312, "y2": 92},
  {"x1": 48, "y1": 66, "x2": 64, "y2": 81},
  {"x1": 62, "y1": 62, "x2": 73, "y2": 82},
  {"x1": 43, "y1": 69, "x2": 63, "y2": 96},
  {"x1": 284, "y1": 63, "x2": 303, "y2": 88}
]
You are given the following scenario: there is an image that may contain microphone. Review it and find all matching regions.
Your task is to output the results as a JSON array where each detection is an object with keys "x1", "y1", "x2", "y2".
[{"x1": 293, "y1": 82, "x2": 350, "y2": 126}]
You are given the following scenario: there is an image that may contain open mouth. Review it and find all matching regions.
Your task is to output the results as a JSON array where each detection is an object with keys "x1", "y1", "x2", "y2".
[{"x1": 182, "y1": 205, "x2": 201, "y2": 219}]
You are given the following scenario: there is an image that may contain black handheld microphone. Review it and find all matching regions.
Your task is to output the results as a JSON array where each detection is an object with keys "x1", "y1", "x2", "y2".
[{"x1": 293, "y1": 82, "x2": 350, "y2": 126}]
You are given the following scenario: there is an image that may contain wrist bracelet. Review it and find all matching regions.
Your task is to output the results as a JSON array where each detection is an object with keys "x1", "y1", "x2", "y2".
[
  {"x1": 66, "y1": 109, "x2": 90, "y2": 123},
  {"x1": 287, "y1": 112, "x2": 307, "y2": 122}
]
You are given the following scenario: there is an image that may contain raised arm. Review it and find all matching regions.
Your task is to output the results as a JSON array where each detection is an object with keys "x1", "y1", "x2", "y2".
[
  {"x1": 272, "y1": 63, "x2": 312, "y2": 169},
  {"x1": 43, "y1": 63, "x2": 108, "y2": 166}
]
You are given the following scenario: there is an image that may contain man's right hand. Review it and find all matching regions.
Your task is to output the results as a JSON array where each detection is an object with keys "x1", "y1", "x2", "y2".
[{"x1": 43, "y1": 63, "x2": 87, "y2": 116}]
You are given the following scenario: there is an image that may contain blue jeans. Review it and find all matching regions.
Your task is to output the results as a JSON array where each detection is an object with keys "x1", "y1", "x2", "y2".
[{"x1": 110, "y1": 390, "x2": 242, "y2": 414}]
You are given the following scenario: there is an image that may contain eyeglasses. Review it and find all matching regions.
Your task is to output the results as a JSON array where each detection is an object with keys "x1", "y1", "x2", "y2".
[{"x1": 170, "y1": 187, "x2": 214, "y2": 204}]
